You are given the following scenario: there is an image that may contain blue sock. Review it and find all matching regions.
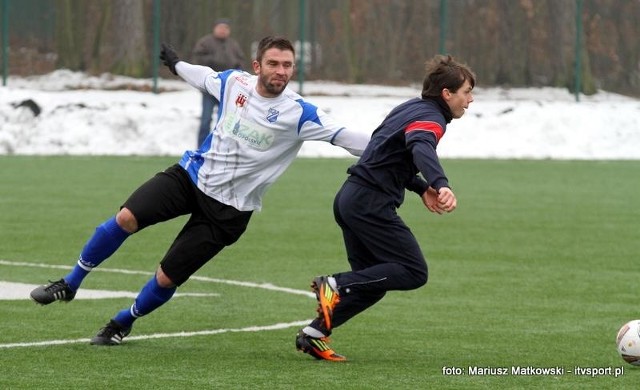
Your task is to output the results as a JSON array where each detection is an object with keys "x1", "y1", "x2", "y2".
[
  {"x1": 113, "y1": 275, "x2": 176, "y2": 328},
  {"x1": 63, "y1": 216, "x2": 131, "y2": 291}
]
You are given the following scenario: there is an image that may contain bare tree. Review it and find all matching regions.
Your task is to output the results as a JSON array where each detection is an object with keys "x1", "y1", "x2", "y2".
[
  {"x1": 28, "y1": 0, "x2": 640, "y2": 96},
  {"x1": 101, "y1": 0, "x2": 148, "y2": 76}
]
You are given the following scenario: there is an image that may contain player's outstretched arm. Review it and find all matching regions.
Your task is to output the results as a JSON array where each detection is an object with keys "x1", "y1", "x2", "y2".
[
  {"x1": 160, "y1": 43, "x2": 216, "y2": 93},
  {"x1": 333, "y1": 128, "x2": 370, "y2": 156}
]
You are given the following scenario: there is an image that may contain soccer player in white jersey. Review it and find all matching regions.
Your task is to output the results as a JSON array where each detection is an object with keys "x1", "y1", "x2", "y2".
[{"x1": 30, "y1": 36, "x2": 370, "y2": 347}]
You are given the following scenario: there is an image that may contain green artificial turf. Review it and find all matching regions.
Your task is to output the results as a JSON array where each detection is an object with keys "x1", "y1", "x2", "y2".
[{"x1": 0, "y1": 156, "x2": 638, "y2": 389}]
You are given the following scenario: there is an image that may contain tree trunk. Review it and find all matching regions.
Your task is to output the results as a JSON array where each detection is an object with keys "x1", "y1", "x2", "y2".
[{"x1": 100, "y1": 0, "x2": 148, "y2": 76}]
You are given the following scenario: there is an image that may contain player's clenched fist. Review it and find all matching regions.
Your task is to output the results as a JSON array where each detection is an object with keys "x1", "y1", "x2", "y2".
[
  {"x1": 422, "y1": 186, "x2": 456, "y2": 214},
  {"x1": 437, "y1": 187, "x2": 456, "y2": 212}
]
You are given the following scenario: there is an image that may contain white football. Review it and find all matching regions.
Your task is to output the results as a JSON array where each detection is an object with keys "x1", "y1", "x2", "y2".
[{"x1": 616, "y1": 320, "x2": 640, "y2": 365}]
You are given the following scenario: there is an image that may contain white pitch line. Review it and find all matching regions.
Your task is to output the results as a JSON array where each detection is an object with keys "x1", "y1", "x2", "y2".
[
  {"x1": 0, "y1": 259, "x2": 317, "y2": 349},
  {"x1": 189, "y1": 275, "x2": 315, "y2": 298},
  {"x1": 0, "y1": 281, "x2": 221, "y2": 300},
  {"x1": 0, "y1": 319, "x2": 313, "y2": 349},
  {"x1": 0, "y1": 259, "x2": 315, "y2": 298}
]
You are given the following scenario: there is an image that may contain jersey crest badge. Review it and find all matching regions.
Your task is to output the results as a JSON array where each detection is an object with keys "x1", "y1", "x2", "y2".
[
  {"x1": 266, "y1": 108, "x2": 279, "y2": 123},
  {"x1": 235, "y1": 94, "x2": 248, "y2": 107}
]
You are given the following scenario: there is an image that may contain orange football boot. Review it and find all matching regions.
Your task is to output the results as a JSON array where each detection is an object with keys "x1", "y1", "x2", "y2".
[
  {"x1": 311, "y1": 276, "x2": 340, "y2": 331},
  {"x1": 296, "y1": 330, "x2": 346, "y2": 362}
]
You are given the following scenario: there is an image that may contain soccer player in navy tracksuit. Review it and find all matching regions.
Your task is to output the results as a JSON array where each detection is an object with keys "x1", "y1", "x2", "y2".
[{"x1": 296, "y1": 55, "x2": 476, "y2": 361}]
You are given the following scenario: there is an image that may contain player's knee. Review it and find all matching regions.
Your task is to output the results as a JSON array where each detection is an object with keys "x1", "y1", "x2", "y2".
[
  {"x1": 416, "y1": 270, "x2": 428, "y2": 288},
  {"x1": 116, "y1": 207, "x2": 139, "y2": 233},
  {"x1": 408, "y1": 267, "x2": 428, "y2": 290},
  {"x1": 156, "y1": 267, "x2": 177, "y2": 288}
]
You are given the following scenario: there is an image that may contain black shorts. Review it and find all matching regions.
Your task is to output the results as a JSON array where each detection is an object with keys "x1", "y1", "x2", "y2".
[{"x1": 122, "y1": 164, "x2": 253, "y2": 285}]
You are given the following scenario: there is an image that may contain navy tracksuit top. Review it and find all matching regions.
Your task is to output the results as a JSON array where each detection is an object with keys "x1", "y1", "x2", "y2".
[{"x1": 347, "y1": 97, "x2": 451, "y2": 207}]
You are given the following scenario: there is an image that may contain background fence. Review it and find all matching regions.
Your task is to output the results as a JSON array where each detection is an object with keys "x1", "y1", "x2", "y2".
[{"x1": 1, "y1": 0, "x2": 639, "y2": 97}]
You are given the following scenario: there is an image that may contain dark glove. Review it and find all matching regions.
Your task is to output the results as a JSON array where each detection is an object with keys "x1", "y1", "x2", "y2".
[{"x1": 160, "y1": 43, "x2": 179, "y2": 75}]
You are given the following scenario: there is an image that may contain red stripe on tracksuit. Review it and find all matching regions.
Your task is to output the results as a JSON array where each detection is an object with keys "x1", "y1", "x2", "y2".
[{"x1": 405, "y1": 121, "x2": 444, "y2": 143}]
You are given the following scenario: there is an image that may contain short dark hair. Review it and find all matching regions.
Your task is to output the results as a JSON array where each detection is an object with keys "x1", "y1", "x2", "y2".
[
  {"x1": 255, "y1": 36, "x2": 295, "y2": 63},
  {"x1": 421, "y1": 55, "x2": 476, "y2": 99},
  {"x1": 214, "y1": 18, "x2": 231, "y2": 27}
]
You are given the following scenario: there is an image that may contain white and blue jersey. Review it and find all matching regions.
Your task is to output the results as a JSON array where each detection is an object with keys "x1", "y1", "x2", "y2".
[{"x1": 175, "y1": 62, "x2": 369, "y2": 211}]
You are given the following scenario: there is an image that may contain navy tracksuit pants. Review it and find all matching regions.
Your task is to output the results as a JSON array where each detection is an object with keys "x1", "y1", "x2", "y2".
[{"x1": 330, "y1": 179, "x2": 429, "y2": 329}]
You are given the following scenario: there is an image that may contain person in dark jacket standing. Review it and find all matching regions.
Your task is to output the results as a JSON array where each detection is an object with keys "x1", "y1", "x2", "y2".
[
  {"x1": 192, "y1": 18, "x2": 246, "y2": 146},
  {"x1": 296, "y1": 54, "x2": 476, "y2": 362}
]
